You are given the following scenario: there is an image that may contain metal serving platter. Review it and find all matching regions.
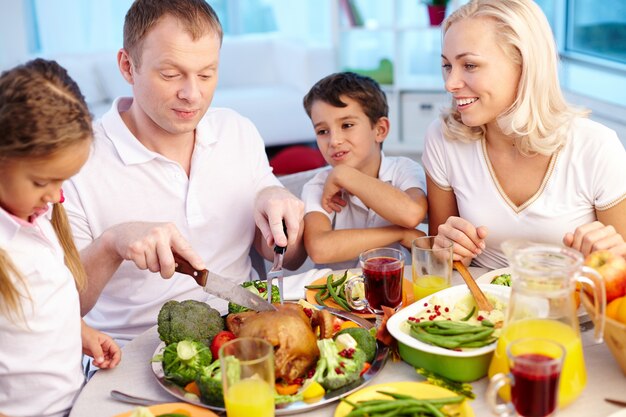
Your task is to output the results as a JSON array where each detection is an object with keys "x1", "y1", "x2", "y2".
[{"x1": 151, "y1": 306, "x2": 389, "y2": 415}]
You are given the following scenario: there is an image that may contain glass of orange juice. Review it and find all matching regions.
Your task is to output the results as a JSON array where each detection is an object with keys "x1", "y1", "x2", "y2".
[
  {"x1": 219, "y1": 337, "x2": 275, "y2": 417},
  {"x1": 411, "y1": 236, "x2": 453, "y2": 301}
]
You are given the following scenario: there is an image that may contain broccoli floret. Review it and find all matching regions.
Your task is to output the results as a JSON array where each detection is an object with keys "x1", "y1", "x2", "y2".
[
  {"x1": 158, "y1": 299, "x2": 224, "y2": 346},
  {"x1": 312, "y1": 338, "x2": 366, "y2": 391},
  {"x1": 335, "y1": 327, "x2": 377, "y2": 363},
  {"x1": 162, "y1": 340, "x2": 212, "y2": 386},
  {"x1": 228, "y1": 280, "x2": 280, "y2": 313},
  {"x1": 196, "y1": 360, "x2": 224, "y2": 407},
  {"x1": 490, "y1": 274, "x2": 512, "y2": 287}
]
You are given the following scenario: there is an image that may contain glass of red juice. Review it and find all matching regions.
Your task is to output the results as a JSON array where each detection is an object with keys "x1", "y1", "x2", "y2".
[
  {"x1": 486, "y1": 338, "x2": 565, "y2": 417},
  {"x1": 344, "y1": 248, "x2": 404, "y2": 315}
]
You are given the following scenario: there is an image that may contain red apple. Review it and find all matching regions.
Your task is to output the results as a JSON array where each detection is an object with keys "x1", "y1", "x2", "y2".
[{"x1": 584, "y1": 250, "x2": 626, "y2": 303}]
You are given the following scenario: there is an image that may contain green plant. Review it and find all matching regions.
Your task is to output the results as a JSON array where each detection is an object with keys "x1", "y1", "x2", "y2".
[{"x1": 421, "y1": 0, "x2": 448, "y2": 6}]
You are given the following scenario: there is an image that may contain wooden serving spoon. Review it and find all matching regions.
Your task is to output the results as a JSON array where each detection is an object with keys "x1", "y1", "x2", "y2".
[{"x1": 453, "y1": 261, "x2": 494, "y2": 312}]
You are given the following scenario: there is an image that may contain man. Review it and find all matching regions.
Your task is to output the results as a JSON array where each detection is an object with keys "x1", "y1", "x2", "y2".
[{"x1": 64, "y1": 0, "x2": 306, "y2": 345}]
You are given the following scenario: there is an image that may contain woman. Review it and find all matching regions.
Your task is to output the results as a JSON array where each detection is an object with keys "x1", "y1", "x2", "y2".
[{"x1": 423, "y1": 0, "x2": 626, "y2": 268}]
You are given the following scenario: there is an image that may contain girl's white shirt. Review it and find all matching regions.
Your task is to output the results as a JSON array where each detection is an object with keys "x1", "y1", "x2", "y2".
[{"x1": 0, "y1": 206, "x2": 84, "y2": 417}]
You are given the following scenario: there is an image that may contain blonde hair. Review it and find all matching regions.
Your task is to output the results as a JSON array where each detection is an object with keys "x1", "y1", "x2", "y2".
[
  {"x1": 123, "y1": 0, "x2": 223, "y2": 67},
  {"x1": 0, "y1": 58, "x2": 93, "y2": 321},
  {"x1": 440, "y1": 0, "x2": 587, "y2": 155}
]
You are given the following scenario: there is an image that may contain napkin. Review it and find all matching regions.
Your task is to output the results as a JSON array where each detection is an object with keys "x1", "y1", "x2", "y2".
[{"x1": 283, "y1": 268, "x2": 332, "y2": 301}]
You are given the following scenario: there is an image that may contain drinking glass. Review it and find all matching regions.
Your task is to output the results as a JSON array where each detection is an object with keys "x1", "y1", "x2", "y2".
[
  {"x1": 219, "y1": 337, "x2": 275, "y2": 417},
  {"x1": 411, "y1": 236, "x2": 452, "y2": 301},
  {"x1": 486, "y1": 338, "x2": 565, "y2": 417},
  {"x1": 344, "y1": 247, "x2": 405, "y2": 315}
]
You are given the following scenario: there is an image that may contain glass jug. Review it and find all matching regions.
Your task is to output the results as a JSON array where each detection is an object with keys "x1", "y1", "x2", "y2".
[{"x1": 488, "y1": 240, "x2": 606, "y2": 409}]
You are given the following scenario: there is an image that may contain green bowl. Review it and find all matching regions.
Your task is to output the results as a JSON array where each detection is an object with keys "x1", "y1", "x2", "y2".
[
  {"x1": 397, "y1": 340, "x2": 494, "y2": 381},
  {"x1": 387, "y1": 284, "x2": 511, "y2": 382}
]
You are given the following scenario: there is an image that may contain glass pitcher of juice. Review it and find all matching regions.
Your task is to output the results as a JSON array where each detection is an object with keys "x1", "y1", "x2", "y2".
[{"x1": 488, "y1": 241, "x2": 606, "y2": 408}]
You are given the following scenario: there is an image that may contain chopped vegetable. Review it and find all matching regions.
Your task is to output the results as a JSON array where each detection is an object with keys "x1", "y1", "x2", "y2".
[
  {"x1": 157, "y1": 300, "x2": 224, "y2": 347},
  {"x1": 228, "y1": 280, "x2": 280, "y2": 313},
  {"x1": 161, "y1": 340, "x2": 212, "y2": 386},
  {"x1": 416, "y1": 367, "x2": 475, "y2": 399},
  {"x1": 490, "y1": 273, "x2": 512, "y2": 286}
]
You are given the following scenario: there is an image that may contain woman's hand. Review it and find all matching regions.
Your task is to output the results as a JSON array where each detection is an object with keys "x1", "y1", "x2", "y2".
[
  {"x1": 563, "y1": 221, "x2": 626, "y2": 257},
  {"x1": 435, "y1": 216, "x2": 488, "y2": 264}
]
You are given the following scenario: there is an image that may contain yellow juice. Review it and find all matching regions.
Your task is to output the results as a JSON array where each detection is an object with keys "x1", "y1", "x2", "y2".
[
  {"x1": 488, "y1": 319, "x2": 586, "y2": 408},
  {"x1": 412, "y1": 274, "x2": 450, "y2": 301},
  {"x1": 225, "y1": 378, "x2": 275, "y2": 417}
]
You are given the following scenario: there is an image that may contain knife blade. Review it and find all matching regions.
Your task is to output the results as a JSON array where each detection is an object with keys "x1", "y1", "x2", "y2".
[
  {"x1": 605, "y1": 398, "x2": 626, "y2": 407},
  {"x1": 173, "y1": 252, "x2": 277, "y2": 312}
]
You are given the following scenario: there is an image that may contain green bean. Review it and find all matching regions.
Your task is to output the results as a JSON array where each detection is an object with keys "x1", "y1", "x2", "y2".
[
  {"x1": 314, "y1": 289, "x2": 328, "y2": 307},
  {"x1": 460, "y1": 306, "x2": 475, "y2": 321},
  {"x1": 327, "y1": 274, "x2": 351, "y2": 311},
  {"x1": 481, "y1": 319, "x2": 494, "y2": 327},
  {"x1": 419, "y1": 325, "x2": 488, "y2": 335}
]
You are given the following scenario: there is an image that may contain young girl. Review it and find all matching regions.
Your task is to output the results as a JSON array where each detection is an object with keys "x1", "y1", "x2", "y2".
[{"x1": 0, "y1": 59, "x2": 121, "y2": 417}]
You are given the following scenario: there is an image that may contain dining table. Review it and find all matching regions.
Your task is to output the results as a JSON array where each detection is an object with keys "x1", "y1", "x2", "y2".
[{"x1": 69, "y1": 267, "x2": 626, "y2": 417}]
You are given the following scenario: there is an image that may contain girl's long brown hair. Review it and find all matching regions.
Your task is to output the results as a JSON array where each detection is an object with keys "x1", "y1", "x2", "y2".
[{"x1": 0, "y1": 58, "x2": 93, "y2": 322}]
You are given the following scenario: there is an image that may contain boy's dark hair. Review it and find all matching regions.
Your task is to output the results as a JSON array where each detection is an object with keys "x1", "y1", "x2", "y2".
[
  {"x1": 124, "y1": 0, "x2": 222, "y2": 67},
  {"x1": 303, "y1": 72, "x2": 388, "y2": 126}
]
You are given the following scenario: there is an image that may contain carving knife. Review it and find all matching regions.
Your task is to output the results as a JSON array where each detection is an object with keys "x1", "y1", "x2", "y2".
[{"x1": 173, "y1": 252, "x2": 277, "y2": 312}]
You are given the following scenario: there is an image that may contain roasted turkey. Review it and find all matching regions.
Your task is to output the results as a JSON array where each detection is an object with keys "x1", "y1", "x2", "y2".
[{"x1": 226, "y1": 304, "x2": 320, "y2": 382}]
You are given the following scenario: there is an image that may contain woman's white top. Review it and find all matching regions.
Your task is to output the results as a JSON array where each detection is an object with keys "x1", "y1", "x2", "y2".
[
  {"x1": 422, "y1": 117, "x2": 626, "y2": 269},
  {"x1": 0, "y1": 207, "x2": 84, "y2": 417}
]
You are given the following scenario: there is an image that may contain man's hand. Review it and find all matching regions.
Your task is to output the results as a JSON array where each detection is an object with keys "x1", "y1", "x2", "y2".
[
  {"x1": 436, "y1": 216, "x2": 488, "y2": 264},
  {"x1": 563, "y1": 221, "x2": 626, "y2": 257},
  {"x1": 81, "y1": 320, "x2": 121, "y2": 369},
  {"x1": 104, "y1": 222, "x2": 205, "y2": 278},
  {"x1": 254, "y1": 186, "x2": 304, "y2": 248}
]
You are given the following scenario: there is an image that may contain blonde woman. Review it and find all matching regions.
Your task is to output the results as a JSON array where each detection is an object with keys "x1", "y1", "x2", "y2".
[
  {"x1": 0, "y1": 59, "x2": 120, "y2": 417},
  {"x1": 424, "y1": 0, "x2": 626, "y2": 268}
]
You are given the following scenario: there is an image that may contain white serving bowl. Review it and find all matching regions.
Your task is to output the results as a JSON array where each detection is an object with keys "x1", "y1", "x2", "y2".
[{"x1": 387, "y1": 284, "x2": 511, "y2": 381}]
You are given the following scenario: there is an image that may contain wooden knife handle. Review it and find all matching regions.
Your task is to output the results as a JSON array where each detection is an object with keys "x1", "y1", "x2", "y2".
[
  {"x1": 453, "y1": 260, "x2": 494, "y2": 312},
  {"x1": 173, "y1": 252, "x2": 208, "y2": 287}
]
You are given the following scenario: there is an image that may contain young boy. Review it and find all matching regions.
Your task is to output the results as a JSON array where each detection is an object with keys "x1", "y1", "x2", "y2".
[{"x1": 301, "y1": 72, "x2": 428, "y2": 270}]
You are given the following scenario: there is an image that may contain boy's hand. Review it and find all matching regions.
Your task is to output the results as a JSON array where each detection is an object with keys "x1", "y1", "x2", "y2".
[
  {"x1": 322, "y1": 167, "x2": 349, "y2": 213},
  {"x1": 81, "y1": 321, "x2": 121, "y2": 369},
  {"x1": 401, "y1": 228, "x2": 426, "y2": 249}
]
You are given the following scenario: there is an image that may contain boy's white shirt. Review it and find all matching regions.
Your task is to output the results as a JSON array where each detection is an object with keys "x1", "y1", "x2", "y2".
[
  {"x1": 301, "y1": 153, "x2": 427, "y2": 271},
  {"x1": 0, "y1": 206, "x2": 84, "y2": 417}
]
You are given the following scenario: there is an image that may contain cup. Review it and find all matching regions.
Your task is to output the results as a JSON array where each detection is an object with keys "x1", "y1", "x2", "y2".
[
  {"x1": 219, "y1": 337, "x2": 275, "y2": 417},
  {"x1": 344, "y1": 247, "x2": 405, "y2": 314},
  {"x1": 486, "y1": 338, "x2": 565, "y2": 417},
  {"x1": 411, "y1": 236, "x2": 452, "y2": 301}
]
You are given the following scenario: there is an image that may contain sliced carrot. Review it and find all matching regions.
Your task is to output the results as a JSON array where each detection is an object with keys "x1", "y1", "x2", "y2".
[
  {"x1": 360, "y1": 362, "x2": 371, "y2": 377},
  {"x1": 184, "y1": 381, "x2": 201, "y2": 397},
  {"x1": 275, "y1": 381, "x2": 301, "y2": 395}
]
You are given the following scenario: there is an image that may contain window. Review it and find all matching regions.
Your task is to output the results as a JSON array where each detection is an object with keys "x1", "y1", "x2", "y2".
[{"x1": 566, "y1": 0, "x2": 626, "y2": 66}]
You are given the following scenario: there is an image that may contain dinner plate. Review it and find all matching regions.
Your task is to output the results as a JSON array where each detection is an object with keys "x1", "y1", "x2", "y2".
[
  {"x1": 305, "y1": 269, "x2": 414, "y2": 319},
  {"x1": 152, "y1": 306, "x2": 389, "y2": 415},
  {"x1": 333, "y1": 381, "x2": 475, "y2": 417},
  {"x1": 607, "y1": 410, "x2": 626, "y2": 417},
  {"x1": 475, "y1": 267, "x2": 513, "y2": 285},
  {"x1": 113, "y1": 402, "x2": 218, "y2": 417}
]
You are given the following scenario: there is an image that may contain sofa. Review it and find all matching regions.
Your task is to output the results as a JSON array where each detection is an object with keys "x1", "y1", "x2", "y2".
[{"x1": 47, "y1": 34, "x2": 335, "y2": 147}]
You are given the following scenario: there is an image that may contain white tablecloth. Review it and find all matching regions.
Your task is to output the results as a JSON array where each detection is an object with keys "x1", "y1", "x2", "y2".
[{"x1": 70, "y1": 268, "x2": 626, "y2": 417}]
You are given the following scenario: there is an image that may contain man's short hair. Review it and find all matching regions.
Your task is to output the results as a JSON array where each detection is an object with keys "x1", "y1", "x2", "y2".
[{"x1": 123, "y1": 0, "x2": 222, "y2": 67}]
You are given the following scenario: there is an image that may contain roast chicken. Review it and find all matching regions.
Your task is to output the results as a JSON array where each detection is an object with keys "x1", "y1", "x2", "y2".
[{"x1": 226, "y1": 304, "x2": 320, "y2": 382}]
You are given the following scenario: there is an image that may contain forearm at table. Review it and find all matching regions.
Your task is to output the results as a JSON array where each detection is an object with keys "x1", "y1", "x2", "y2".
[
  {"x1": 79, "y1": 230, "x2": 124, "y2": 316},
  {"x1": 338, "y1": 169, "x2": 426, "y2": 228},
  {"x1": 305, "y1": 226, "x2": 406, "y2": 265}
]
